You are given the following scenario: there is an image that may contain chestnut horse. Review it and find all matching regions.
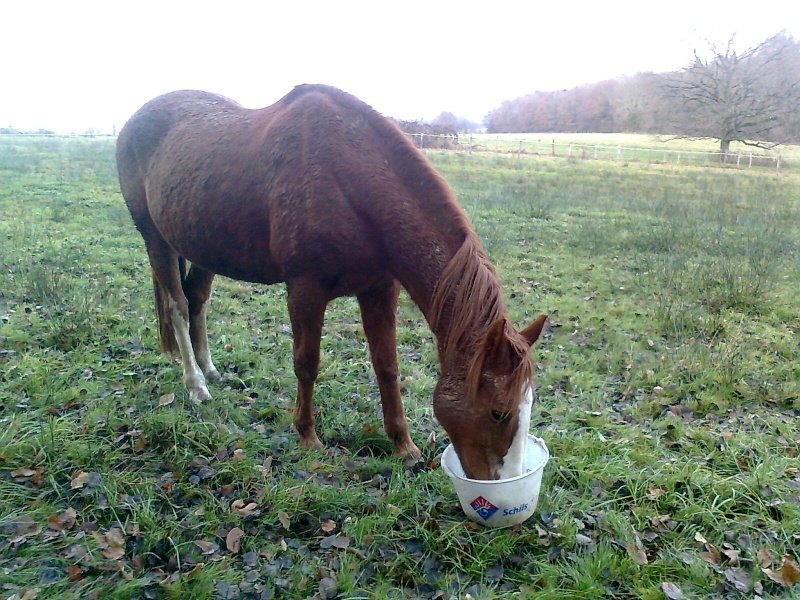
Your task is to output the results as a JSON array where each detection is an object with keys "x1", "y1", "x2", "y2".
[{"x1": 116, "y1": 85, "x2": 546, "y2": 480}]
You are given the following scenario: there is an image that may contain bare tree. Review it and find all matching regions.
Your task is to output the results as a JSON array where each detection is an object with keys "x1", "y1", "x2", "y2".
[{"x1": 666, "y1": 33, "x2": 800, "y2": 157}]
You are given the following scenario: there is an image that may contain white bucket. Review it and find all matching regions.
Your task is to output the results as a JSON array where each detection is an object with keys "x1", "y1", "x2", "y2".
[{"x1": 441, "y1": 434, "x2": 549, "y2": 528}]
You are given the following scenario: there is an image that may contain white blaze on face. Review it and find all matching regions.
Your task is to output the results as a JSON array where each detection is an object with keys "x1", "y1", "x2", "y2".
[{"x1": 496, "y1": 386, "x2": 533, "y2": 479}]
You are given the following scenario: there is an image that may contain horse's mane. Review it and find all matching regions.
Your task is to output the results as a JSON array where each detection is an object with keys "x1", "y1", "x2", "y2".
[{"x1": 430, "y1": 237, "x2": 533, "y2": 410}]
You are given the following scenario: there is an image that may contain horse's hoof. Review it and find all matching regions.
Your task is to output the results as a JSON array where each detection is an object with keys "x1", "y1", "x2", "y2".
[
  {"x1": 204, "y1": 367, "x2": 222, "y2": 382},
  {"x1": 299, "y1": 434, "x2": 324, "y2": 451},
  {"x1": 189, "y1": 385, "x2": 212, "y2": 404},
  {"x1": 398, "y1": 443, "x2": 423, "y2": 467}
]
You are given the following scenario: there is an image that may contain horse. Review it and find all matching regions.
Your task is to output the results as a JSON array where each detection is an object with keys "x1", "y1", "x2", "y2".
[{"x1": 116, "y1": 84, "x2": 547, "y2": 480}]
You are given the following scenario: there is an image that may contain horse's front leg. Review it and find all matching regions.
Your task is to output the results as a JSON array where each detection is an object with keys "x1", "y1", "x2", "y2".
[
  {"x1": 287, "y1": 278, "x2": 328, "y2": 450},
  {"x1": 358, "y1": 280, "x2": 422, "y2": 465},
  {"x1": 184, "y1": 264, "x2": 221, "y2": 382}
]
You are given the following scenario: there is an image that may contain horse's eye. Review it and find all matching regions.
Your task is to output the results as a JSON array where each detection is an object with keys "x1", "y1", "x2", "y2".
[{"x1": 491, "y1": 410, "x2": 510, "y2": 423}]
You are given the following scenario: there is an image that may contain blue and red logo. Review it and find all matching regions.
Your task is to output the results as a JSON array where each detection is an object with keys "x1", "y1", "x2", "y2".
[{"x1": 469, "y1": 496, "x2": 499, "y2": 520}]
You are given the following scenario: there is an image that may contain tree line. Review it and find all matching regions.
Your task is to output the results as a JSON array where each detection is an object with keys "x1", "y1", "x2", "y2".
[{"x1": 482, "y1": 33, "x2": 800, "y2": 153}]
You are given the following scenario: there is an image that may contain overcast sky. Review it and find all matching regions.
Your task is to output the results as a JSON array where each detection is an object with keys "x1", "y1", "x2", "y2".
[{"x1": 1, "y1": 1, "x2": 797, "y2": 133}]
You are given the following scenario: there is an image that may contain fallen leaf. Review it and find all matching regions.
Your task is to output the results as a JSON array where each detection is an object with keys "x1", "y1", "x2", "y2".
[
  {"x1": 781, "y1": 555, "x2": 800, "y2": 585},
  {"x1": 763, "y1": 568, "x2": 787, "y2": 587},
  {"x1": 319, "y1": 535, "x2": 350, "y2": 549},
  {"x1": 427, "y1": 430, "x2": 436, "y2": 447},
  {"x1": 700, "y1": 543, "x2": 721, "y2": 566},
  {"x1": 661, "y1": 582, "x2": 685, "y2": 599},
  {"x1": 95, "y1": 527, "x2": 126, "y2": 560},
  {"x1": 278, "y1": 511, "x2": 291, "y2": 529},
  {"x1": 318, "y1": 576, "x2": 338, "y2": 600},
  {"x1": 159, "y1": 393, "x2": 175, "y2": 406},
  {"x1": 226, "y1": 527, "x2": 244, "y2": 553},
  {"x1": 723, "y1": 548, "x2": 741, "y2": 564},
  {"x1": 194, "y1": 540, "x2": 219, "y2": 555},
  {"x1": 757, "y1": 548, "x2": 774, "y2": 568},
  {"x1": 101, "y1": 545, "x2": 125, "y2": 560},
  {"x1": 64, "y1": 544, "x2": 88, "y2": 560},
  {"x1": 725, "y1": 567, "x2": 750, "y2": 592},
  {"x1": 320, "y1": 518, "x2": 337, "y2": 533},
  {"x1": 66, "y1": 564, "x2": 83, "y2": 581},
  {"x1": 484, "y1": 563, "x2": 504, "y2": 582},
  {"x1": 48, "y1": 507, "x2": 77, "y2": 531},
  {"x1": 8, "y1": 517, "x2": 43, "y2": 546},
  {"x1": 133, "y1": 435, "x2": 148, "y2": 452},
  {"x1": 626, "y1": 540, "x2": 648, "y2": 565},
  {"x1": 11, "y1": 468, "x2": 37, "y2": 477},
  {"x1": 70, "y1": 470, "x2": 89, "y2": 489},
  {"x1": 231, "y1": 500, "x2": 259, "y2": 517},
  {"x1": 105, "y1": 527, "x2": 125, "y2": 547},
  {"x1": 646, "y1": 484, "x2": 665, "y2": 501},
  {"x1": 694, "y1": 532, "x2": 708, "y2": 544}
]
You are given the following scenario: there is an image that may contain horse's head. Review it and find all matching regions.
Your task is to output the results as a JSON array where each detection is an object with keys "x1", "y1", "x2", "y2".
[{"x1": 434, "y1": 314, "x2": 547, "y2": 480}]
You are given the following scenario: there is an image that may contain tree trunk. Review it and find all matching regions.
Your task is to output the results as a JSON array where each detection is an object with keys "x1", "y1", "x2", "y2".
[{"x1": 719, "y1": 138, "x2": 731, "y2": 163}]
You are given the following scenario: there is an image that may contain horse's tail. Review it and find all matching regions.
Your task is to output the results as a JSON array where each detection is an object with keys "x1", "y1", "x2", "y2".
[
  {"x1": 152, "y1": 257, "x2": 186, "y2": 356},
  {"x1": 153, "y1": 272, "x2": 178, "y2": 355}
]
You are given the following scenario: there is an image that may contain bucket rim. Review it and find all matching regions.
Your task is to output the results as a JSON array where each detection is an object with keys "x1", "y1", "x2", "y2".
[{"x1": 441, "y1": 434, "x2": 550, "y2": 485}]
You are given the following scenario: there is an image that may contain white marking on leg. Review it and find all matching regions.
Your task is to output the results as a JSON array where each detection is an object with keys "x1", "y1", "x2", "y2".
[
  {"x1": 169, "y1": 300, "x2": 210, "y2": 403},
  {"x1": 496, "y1": 386, "x2": 533, "y2": 479},
  {"x1": 192, "y1": 303, "x2": 221, "y2": 381}
]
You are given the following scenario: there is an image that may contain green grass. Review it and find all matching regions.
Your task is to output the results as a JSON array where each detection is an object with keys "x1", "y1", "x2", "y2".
[{"x1": 1, "y1": 136, "x2": 799, "y2": 599}]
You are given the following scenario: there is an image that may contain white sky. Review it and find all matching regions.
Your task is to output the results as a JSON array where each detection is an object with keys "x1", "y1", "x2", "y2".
[{"x1": 1, "y1": 1, "x2": 797, "y2": 133}]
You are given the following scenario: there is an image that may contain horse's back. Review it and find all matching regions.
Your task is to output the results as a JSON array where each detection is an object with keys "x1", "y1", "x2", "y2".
[
  {"x1": 116, "y1": 85, "x2": 457, "y2": 293},
  {"x1": 116, "y1": 90, "x2": 245, "y2": 236}
]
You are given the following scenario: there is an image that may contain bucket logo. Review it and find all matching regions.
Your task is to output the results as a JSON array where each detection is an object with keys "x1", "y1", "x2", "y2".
[{"x1": 469, "y1": 496, "x2": 499, "y2": 520}]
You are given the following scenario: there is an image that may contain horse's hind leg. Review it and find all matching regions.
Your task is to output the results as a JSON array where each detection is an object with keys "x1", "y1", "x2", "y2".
[
  {"x1": 286, "y1": 277, "x2": 328, "y2": 450},
  {"x1": 147, "y1": 240, "x2": 211, "y2": 404},
  {"x1": 357, "y1": 280, "x2": 421, "y2": 465},
  {"x1": 184, "y1": 264, "x2": 221, "y2": 382}
]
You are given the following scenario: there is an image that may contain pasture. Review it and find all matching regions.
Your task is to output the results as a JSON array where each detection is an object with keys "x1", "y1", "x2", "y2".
[{"x1": 0, "y1": 136, "x2": 798, "y2": 599}]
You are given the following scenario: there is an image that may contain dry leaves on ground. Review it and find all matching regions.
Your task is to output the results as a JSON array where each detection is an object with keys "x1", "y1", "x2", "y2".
[
  {"x1": 762, "y1": 555, "x2": 800, "y2": 588},
  {"x1": 226, "y1": 527, "x2": 244, "y2": 554}
]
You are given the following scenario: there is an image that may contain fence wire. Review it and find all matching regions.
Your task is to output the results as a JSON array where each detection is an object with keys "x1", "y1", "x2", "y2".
[{"x1": 406, "y1": 133, "x2": 786, "y2": 171}]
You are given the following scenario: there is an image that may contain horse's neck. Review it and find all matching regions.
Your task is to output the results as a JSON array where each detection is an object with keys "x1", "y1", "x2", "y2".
[{"x1": 397, "y1": 235, "x2": 504, "y2": 368}]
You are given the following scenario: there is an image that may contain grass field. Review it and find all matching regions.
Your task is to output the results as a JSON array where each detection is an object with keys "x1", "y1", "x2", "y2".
[
  {"x1": 463, "y1": 134, "x2": 800, "y2": 170},
  {"x1": 0, "y1": 136, "x2": 799, "y2": 599}
]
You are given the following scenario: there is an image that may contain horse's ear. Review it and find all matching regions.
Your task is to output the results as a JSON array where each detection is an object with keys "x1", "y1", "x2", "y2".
[
  {"x1": 520, "y1": 314, "x2": 547, "y2": 347},
  {"x1": 482, "y1": 318, "x2": 517, "y2": 371}
]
